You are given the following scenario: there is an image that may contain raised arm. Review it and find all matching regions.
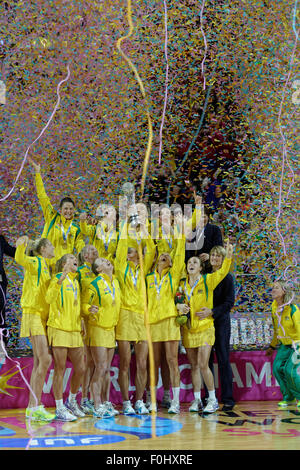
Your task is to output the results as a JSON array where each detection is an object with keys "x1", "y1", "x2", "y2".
[
  {"x1": 15, "y1": 236, "x2": 39, "y2": 274},
  {"x1": 29, "y1": 158, "x2": 55, "y2": 221}
]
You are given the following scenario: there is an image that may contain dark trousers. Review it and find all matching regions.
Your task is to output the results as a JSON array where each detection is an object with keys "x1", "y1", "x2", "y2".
[
  {"x1": 208, "y1": 318, "x2": 235, "y2": 406},
  {"x1": 0, "y1": 283, "x2": 8, "y2": 346}
]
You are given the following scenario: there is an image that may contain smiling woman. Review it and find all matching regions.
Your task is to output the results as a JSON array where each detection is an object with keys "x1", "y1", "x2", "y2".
[{"x1": 28, "y1": 158, "x2": 85, "y2": 269}]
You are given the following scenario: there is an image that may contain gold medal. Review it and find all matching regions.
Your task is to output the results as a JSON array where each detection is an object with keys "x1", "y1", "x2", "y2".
[
  {"x1": 74, "y1": 299, "x2": 78, "y2": 307},
  {"x1": 63, "y1": 241, "x2": 67, "y2": 249}
]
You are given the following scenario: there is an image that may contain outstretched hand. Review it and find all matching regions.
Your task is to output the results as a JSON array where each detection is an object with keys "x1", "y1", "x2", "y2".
[
  {"x1": 16, "y1": 235, "x2": 29, "y2": 247},
  {"x1": 225, "y1": 238, "x2": 234, "y2": 258},
  {"x1": 28, "y1": 157, "x2": 41, "y2": 173}
]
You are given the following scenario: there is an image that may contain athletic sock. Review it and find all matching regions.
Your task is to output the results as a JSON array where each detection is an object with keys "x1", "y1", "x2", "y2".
[
  {"x1": 172, "y1": 387, "x2": 180, "y2": 403},
  {"x1": 69, "y1": 392, "x2": 77, "y2": 403},
  {"x1": 55, "y1": 399, "x2": 64, "y2": 410},
  {"x1": 208, "y1": 390, "x2": 216, "y2": 400},
  {"x1": 194, "y1": 392, "x2": 201, "y2": 401}
]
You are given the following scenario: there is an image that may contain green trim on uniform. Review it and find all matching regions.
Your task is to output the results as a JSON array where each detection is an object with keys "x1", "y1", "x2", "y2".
[
  {"x1": 36, "y1": 257, "x2": 42, "y2": 287},
  {"x1": 46, "y1": 213, "x2": 59, "y2": 237},
  {"x1": 91, "y1": 277, "x2": 102, "y2": 306},
  {"x1": 203, "y1": 274, "x2": 208, "y2": 300}
]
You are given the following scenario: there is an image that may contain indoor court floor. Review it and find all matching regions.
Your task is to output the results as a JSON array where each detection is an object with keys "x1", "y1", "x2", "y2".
[{"x1": 0, "y1": 401, "x2": 299, "y2": 451}]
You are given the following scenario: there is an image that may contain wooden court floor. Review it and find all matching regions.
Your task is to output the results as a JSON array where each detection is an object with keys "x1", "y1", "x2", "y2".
[{"x1": 0, "y1": 401, "x2": 299, "y2": 451}]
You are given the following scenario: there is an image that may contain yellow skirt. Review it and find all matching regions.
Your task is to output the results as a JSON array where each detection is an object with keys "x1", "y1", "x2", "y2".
[
  {"x1": 116, "y1": 308, "x2": 147, "y2": 342},
  {"x1": 150, "y1": 317, "x2": 181, "y2": 343},
  {"x1": 86, "y1": 324, "x2": 116, "y2": 348},
  {"x1": 47, "y1": 326, "x2": 84, "y2": 348},
  {"x1": 182, "y1": 326, "x2": 215, "y2": 349},
  {"x1": 20, "y1": 313, "x2": 47, "y2": 338}
]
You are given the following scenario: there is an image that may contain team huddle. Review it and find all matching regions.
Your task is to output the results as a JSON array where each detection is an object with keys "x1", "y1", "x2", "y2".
[{"x1": 13, "y1": 159, "x2": 300, "y2": 423}]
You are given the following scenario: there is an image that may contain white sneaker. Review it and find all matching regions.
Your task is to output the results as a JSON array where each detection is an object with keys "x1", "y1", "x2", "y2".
[
  {"x1": 203, "y1": 398, "x2": 219, "y2": 413},
  {"x1": 55, "y1": 405, "x2": 77, "y2": 422},
  {"x1": 93, "y1": 404, "x2": 115, "y2": 419},
  {"x1": 168, "y1": 399, "x2": 180, "y2": 414},
  {"x1": 122, "y1": 401, "x2": 136, "y2": 415},
  {"x1": 80, "y1": 398, "x2": 94, "y2": 415},
  {"x1": 148, "y1": 401, "x2": 157, "y2": 412},
  {"x1": 189, "y1": 398, "x2": 203, "y2": 412},
  {"x1": 104, "y1": 401, "x2": 119, "y2": 416},
  {"x1": 134, "y1": 400, "x2": 149, "y2": 415},
  {"x1": 65, "y1": 398, "x2": 86, "y2": 417}
]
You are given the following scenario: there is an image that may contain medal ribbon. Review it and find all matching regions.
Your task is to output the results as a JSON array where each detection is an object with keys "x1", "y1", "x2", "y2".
[
  {"x1": 184, "y1": 278, "x2": 200, "y2": 303},
  {"x1": 66, "y1": 275, "x2": 78, "y2": 304},
  {"x1": 99, "y1": 276, "x2": 116, "y2": 303},
  {"x1": 154, "y1": 272, "x2": 169, "y2": 298},
  {"x1": 61, "y1": 222, "x2": 73, "y2": 244},
  {"x1": 97, "y1": 224, "x2": 114, "y2": 251}
]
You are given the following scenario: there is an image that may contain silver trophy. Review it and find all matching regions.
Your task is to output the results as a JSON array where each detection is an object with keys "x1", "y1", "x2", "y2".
[{"x1": 121, "y1": 182, "x2": 140, "y2": 228}]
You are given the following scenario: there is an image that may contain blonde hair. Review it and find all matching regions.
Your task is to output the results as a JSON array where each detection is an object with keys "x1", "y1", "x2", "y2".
[
  {"x1": 26, "y1": 238, "x2": 49, "y2": 257},
  {"x1": 275, "y1": 279, "x2": 294, "y2": 305},
  {"x1": 55, "y1": 254, "x2": 71, "y2": 274},
  {"x1": 210, "y1": 245, "x2": 226, "y2": 260}
]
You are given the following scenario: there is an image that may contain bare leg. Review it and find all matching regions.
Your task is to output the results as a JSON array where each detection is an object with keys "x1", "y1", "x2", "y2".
[
  {"x1": 101, "y1": 347, "x2": 115, "y2": 402},
  {"x1": 28, "y1": 335, "x2": 52, "y2": 407},
  {"x1": 186, "y1": 348, "x2": 202, "y2": 394},
  {"x1": 52, "y1": 347, "x2": 68, "y2": 401},
  {"x1": 82, "y1": 345, "x2": 94, "y2": 400},
  {"x1": 117, "y1": 341, "x2": 131, "y2": 402},
  {"x1": 198, "y1": 345, "x2": 215, "y2": 391},
  {"x1": 133, "y1": 341, "x2": 148, "y2": 401},
  {"x1": 67, "y1": 347, "x2": 85, "y2": 395},
  {"x1": 90, "y1": 347, "x2": 109, "y2": 409},
  {"x1": 164, "y1": 341, "x2": 180, "y2": 388}
]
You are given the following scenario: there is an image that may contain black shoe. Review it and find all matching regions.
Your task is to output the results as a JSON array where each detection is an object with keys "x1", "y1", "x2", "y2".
[{"x1": 222, "y1": 404, "x2": 235, "y2": 411}]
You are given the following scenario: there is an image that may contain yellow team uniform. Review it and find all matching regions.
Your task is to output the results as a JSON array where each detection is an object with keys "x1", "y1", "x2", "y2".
[
  {"x1": 46, "y1": 272, "x2": 83, "y2": 348},
  {"x1": 34, "y1": 172, "x2": 85, "y2": 267},
  {"x1": 179, "y1": 257, "x2": 233, "y2": 349},
  {"x1": 270, "y1": 301, "x2": 300, "y2": 348},
  {"x1": 15, "y1": 243, "x2": 51, "y2": 337},
  {"x1": 114, "y1": 229, "x2": 156, "y2": 342},
  {"x1": 80, "y1": 220, "x2": 118, "y2": 263},
  {"x1": 146, "y1": 236, "x2": 186, "y2": 342},
  {"x1": 81, "y1": 273, "x2": 121, "y2": 348},
  {"x1": 77, "y1": 263, "x2": 96, "y2": 345}
]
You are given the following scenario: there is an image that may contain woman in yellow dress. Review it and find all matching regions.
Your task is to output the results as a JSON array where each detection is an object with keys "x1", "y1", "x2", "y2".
[
  {"x1": 46, "y1": 254, "x2": 85, "y2": 422},
  {"x1": 28, "y1": 158, "x2": 85, "y2": 269},
  {"x1": 15, "y1": 235, "x2": 55, "y2": 422},
  {"x1": 146, "y1": 234, "x2": 186, "y2": 414},
  {"x1": 114, "y1": 220, "x2": 156, "y2": 415},
  {"x1": 81, "y1": 257, "x2": 121, "y2": 418},
  {"x1": 77, "y1": 245, "x2": 99, "y2": 414},
  {"x1": 177, "y1": 240, "x2": 234, "y2": 414}
]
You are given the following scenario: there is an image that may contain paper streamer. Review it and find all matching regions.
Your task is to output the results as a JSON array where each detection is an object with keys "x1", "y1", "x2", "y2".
[
  {"x1": 116, "y1": 0, "x2": 153, "y2": 198},
  {"x1": 158, "y1": 0, "x2": 169, "y2": 165},
  {"x1": 116, "y1": 0, "x2": 155, "y2": 437}
]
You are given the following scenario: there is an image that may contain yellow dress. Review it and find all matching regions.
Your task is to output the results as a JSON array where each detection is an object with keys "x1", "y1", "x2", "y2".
[
  {"x1": 147, "y1": 237, "x2": 186, "y2": 342},
  {"x1": 46, "y1": 271, "x2": 83, "y2": 348},
  {"x1": 81, "y1": 273, "x2": 121, "y2": 348},
  {"x1": 114, "y1": 227, "x2": 156, "y2": 342},
  {"x1": 15, "y1": 243, "x2": 51, "y2": 337},
  {"x1": 180, "y1": 257, "x2": 232, "y2": 349}
]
